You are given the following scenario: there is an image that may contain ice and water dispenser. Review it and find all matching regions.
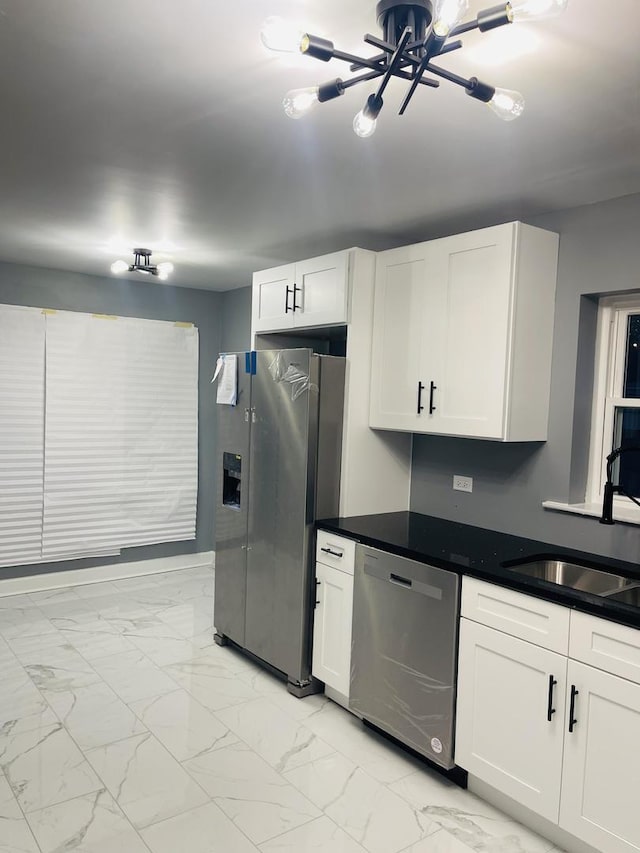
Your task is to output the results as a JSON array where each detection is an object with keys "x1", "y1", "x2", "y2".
[{"x1": 222, "y1": 452, "x2": 242, "y2": 510}]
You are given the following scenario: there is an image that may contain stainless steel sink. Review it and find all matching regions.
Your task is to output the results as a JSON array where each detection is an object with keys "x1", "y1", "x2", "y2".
[
  {"x1": 505, "y1": 560, "x2": 630, "y2": 596},
  {"x1": 601, "y1": 584, "x2": 640, "y2": 607}
]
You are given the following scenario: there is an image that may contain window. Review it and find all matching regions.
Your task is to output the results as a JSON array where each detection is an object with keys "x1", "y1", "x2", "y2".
[
  {"x1": 587, "y1": 295, "x2": 640, "y2": 515},
  {"x1": 0, "y1": 303, "x2": 199, "y2": 568}
]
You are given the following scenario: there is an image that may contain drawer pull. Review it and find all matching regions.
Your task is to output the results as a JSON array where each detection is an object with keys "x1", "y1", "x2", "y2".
[
  {"x1": 568, "y1": 685, "x2": 579, "y2": 733},
  {"x1": 320, "y1": 547, "x2": 343, "y2": 558},
  {"x1": 547, "y1": 674, "x2": 557, "y2": 722}
]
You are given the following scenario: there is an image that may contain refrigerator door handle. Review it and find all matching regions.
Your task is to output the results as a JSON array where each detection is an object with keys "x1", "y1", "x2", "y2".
[
  {"x1": 251, "y1": 408, "x2": 257, "y2": 424},
  {"x1": 244, "y1": 408, "x2": 250, "y2": 423}
]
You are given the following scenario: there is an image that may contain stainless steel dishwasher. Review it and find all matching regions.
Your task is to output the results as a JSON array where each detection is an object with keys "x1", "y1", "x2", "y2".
[{"x1": 350, "y1": 544, "x2": 460, "y2": 769}]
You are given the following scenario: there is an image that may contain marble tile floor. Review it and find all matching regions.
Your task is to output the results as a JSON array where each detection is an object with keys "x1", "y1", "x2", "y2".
[{"x1": 0, "y1": 566, "x2": 567, "y2": 853}]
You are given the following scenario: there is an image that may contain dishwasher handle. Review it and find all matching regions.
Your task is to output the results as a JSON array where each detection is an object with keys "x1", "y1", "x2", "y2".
[
  {"x1": 390, "y1": 573, "x2": 412, "y2": 588},
  {"x1": 362, "y1": 557, "x2": 444, "y2": 600}
]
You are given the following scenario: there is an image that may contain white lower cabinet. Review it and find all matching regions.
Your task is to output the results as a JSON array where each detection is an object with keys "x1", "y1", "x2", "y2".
[
  {"x1": 455, "y1": 618, "x2": 567, "y2": 822},
  {"x1": 312, "y1": 531, "x2": 355, "y2": 702},
  {"x1": 456, "y1": 578, "x2": 640, "y2": 853},
  {"x1": 559, "y1": 660, "x2": 640, "y2": 853}
]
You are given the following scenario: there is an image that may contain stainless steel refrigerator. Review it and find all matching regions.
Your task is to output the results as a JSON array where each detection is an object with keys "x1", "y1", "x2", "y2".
[{"x1": 214, "y1": 349, "x2": 345, "y2": 696}]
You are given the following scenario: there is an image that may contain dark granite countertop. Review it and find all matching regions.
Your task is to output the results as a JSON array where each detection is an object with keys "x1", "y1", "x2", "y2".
[{"x1": 317, "y1": 512, "x2": 640, "y2": 630}]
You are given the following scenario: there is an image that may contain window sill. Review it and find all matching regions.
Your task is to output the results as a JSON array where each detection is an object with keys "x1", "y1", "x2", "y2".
[{"x1": 542, "y1": 500, "x2": 640, "y2": 526}]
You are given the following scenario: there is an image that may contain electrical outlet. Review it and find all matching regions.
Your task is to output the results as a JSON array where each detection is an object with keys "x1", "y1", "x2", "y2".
[{"x1": 453, "y1": 475, "x2": 473, "y2": 493}]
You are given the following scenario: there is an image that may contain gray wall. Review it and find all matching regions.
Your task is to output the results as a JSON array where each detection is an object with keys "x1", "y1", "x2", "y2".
[
  {"x1": 0, "y1": 262, "x2": 223, "y2": 578},
  {"x1": 220, "y1": 286, "x2": 252, "y2": 353},
  {"x1": 410, "y1": 192, "x2": 640, "y2": 562}
]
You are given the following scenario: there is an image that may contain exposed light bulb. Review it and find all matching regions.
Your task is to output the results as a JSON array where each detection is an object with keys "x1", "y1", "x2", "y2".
[
  {"x1": 110, "y1": 259, "x2": 129, "y2": 275},
  {"x1": 353, "y1": 94, "x2": 383, "y2": 139},
  {"x1": 156, "y1": 261, "x2": 174, "y2": 276},
  {"x1": 260, "y1": 16, "x2": 305, "y2": 53},
  {"x1": 283, "y1": 87, "x2": 319, "y2": 119},
  {"x1": 508, "y1": 0, "x2": 568, "y2": 23},
  {"x1": 433, "y1": 0, "x2": 470, "y2": 36},
  {"x1": 488, "y1": 87, "x2": 525, "y2": 120},
  {"x1": 158, "y1": 271, "x2": 169, "y2": 281},
  {"x1": 353, "y1": 110, "x2": 377, "y2": 138}
]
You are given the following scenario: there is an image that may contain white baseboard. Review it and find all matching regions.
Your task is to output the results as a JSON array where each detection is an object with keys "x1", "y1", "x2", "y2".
[
  {"x1": 0, "y1": 551, "x2": 215, "y2": 597},
  {"x1": 468, "y1": 776, "x2": 599, "y2": 853}
]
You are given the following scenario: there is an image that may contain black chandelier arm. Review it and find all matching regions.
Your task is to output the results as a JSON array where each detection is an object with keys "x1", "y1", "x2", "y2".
[
  {"x1": 449, "y1": 19, "x2": 481, "y2": 36},
  {"x1": 339, "y1": 70, "x2": 386, "y2": 91},
  {"x1": 398, "y1": 29, "x2": 448, "y2": 116},
  {"x1": 424, "y1": 62, "x2": 473, "y2": 89},
  {"x1": 318, "y1": 38, "x2": 440, "y2": 89},
  {"x1": 336, "y1": 66, "x2": 440, "y2": 94},
  {"x1": 450, "y1": 3, "x2": 512, "y2": 36},
  {"x1": 330, "y1": 47, "x2": 388, "y2": 72},
  {"x1": 361, "y1": 33, "x2": 420, "y2": 67},
  {"x1": 426, "y1": 65, "x2": 496, "y2": 103},
  {"x1": 374, "y1": 27, "x2": 413, "y2": 101},
  {"x1": 436, "y1": 40, "x2": 464, "y2": 55},
  {"x1": 352, "y1": 34, "x2": 461, "y2": 74}
]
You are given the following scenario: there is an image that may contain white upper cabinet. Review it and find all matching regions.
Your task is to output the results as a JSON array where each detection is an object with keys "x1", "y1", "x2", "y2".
[
  {"x1": 252, "y1": 264, "x2": 296, "y2": 333},
  {"x1": 369, "y1": 222, "x2": 559, "y2": 441},
  {"x1": 368, "y1": 242, "x2": 442, "y2": 433},
  {"x1": 252, "y1": 251, "x2": 349, "y2": 334}
]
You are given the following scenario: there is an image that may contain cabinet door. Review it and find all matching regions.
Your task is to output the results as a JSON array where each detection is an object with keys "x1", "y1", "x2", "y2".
[
  {"x1": 560, "y1": 660, "x2": 640, "y2": 853},
  {"x1": 427, "y1": 224, "x2": 515, "y2": 439},
  {"x1": 455, "y1": 618, "x2": 567, "y2": 822},
  {"x1": 294, "y1": 252, "x2": 349, "y2": 328},
  {"x1": 312, "y1": 561, "x2": 354, "y2": 698},
  {"x1": 369, "y1": 243, "x2": 442, "y2": 431},
  {"x1": 252, "y1": 264, "x2": 296, "y2": 333}
]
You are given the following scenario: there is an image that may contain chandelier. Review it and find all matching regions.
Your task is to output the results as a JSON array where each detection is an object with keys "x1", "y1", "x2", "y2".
[
  {"x1": 261, "y1": 0, "x2": 568, "y2": 137},
  {"x1": 111, "y1": 249, "x2": 174, "y2": 281}
]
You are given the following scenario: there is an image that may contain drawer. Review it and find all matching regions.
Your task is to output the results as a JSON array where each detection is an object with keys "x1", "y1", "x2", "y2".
[
  {"x1": 316, "y1": 530, "x2": 356, "y2": 575},
  {"x1": 461, "y1": 576, "x2": 570, "y2": 655},
  {"x1": 570, "y1": 610, "x2": 640, "y2": 685}
]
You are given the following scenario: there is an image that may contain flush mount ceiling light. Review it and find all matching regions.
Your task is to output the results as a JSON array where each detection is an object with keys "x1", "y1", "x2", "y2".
[
  {"x1": 111, "y1": 249, "x2": 174, "y2": 281},
  {"x1": 262, "y1": 0, "x2": 568, "y2": 137}
]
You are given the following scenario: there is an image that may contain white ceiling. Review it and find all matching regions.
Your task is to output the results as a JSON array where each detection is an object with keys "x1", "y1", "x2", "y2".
[{"x1": 0, "y1": 0, "x2": 639, "y2": 291}]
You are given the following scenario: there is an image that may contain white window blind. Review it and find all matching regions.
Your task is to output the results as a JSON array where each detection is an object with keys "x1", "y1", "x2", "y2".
[
  {"x1": 0, "y1": 306, "x2": 198, "y2": 566},
  {"x1": 0, "y1": 306, "x2": 45, "y2": 567},
  {"x1": 41, "y1": 312, "x2": 198, "y2": 560},
  {"x1": 42, "y1": 312, "x2": 128, "y2": 559},
  {"x1": 119, "y1": 318, "x2": 198, "y2": 547}
]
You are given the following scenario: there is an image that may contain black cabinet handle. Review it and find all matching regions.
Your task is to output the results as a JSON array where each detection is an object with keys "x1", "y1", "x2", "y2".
[
  {"x1": 314, "y1": 579, "x2": 321, "y2": 607},
  {"x1": 547, "y1": 674, "x2": 557, "y2": 722},
  {"x1": 429, "y1": 381, "x2": 437, "y2": 414},
  {"x1": 293, "y1": 283, "x2": 302, "y2": 311},
  {"x1": 417, "y1": 382, "x2": 425, "y2": 414},
  {"x1": 285, "y1": 286, "x2": 293, "y2": 313},
  {"x1": 569, "y1": 685, "x2": 579, "y2": 732},
  {"x1": 320, "y1": 547, "x2": 343, "y2": 558}
]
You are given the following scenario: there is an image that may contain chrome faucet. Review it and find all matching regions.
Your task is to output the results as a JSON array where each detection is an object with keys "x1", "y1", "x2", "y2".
[{"x1": 600, "y1": 445, "x2": 640, "y2": 524}]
